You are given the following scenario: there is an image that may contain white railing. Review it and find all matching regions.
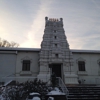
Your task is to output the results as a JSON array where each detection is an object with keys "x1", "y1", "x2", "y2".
[{"x1": 57, "y1": 77, "x2": 69, "y2": 99}]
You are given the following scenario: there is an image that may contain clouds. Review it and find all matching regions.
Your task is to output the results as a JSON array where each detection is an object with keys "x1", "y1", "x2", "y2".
[
  {"x1": 0, "y1": 0, "x2": 100, "y2": 50},
  {"x1": 0, "y1": 0, "x2": 42, "y2": 46},
  {"x1": 61, "y1": 0, "x2": 100, "y2": 50},
  {"x1": 21, "y1": 0, "x2": 53, "y2": 47}
]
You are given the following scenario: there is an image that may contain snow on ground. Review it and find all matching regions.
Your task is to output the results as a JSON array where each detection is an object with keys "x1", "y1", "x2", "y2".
[
  {"x1": 0, "y1": 84, "x2": 65, "y2": 100},
  {"x1": 47, "y1": 87, "x2": 65, "y2": 95}
]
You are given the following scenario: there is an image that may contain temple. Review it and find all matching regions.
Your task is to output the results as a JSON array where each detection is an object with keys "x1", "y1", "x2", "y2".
[
  {"x1": 0, "y1": 17, "x2": 100, "y2": 85},
  {"x1": 38, "y1": 17, "x2": 78, "y2": 84}
]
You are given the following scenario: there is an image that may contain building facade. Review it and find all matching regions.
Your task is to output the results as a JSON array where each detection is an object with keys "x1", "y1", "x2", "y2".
[{"x1": 0, "y1": 17, "x2": 100, "y2": 85}]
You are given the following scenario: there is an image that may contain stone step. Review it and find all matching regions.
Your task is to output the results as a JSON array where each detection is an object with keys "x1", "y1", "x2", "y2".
[
  {"x1": 67, "y1": 86, "x2": 100, "y2": 100},
  {"x1": 68, "y1": 98, "x2": 100, "y2": 99},
  {"x1": 67, "y1": 87, "x2": 100, "y2": 88},
  {"x1": 69, "y1": 93, "x2": 100, "y2": 95},
  {"x1": 68, "y1": 90, "x2": 100, "y2": 93},
  {"x1": 68, "y1": 95, "x2": 100, "y2": 97}
]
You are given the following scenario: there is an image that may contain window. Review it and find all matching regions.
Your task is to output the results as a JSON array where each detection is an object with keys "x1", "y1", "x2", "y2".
[
  {"x1": 55, "y1": 44, "x2": 57, "y2": 47},
  {"x1": 54, "y1": 30, "x2": 57, "y2": 33},
  {"x1": 78, "y1": 61, "x2": 85, "y2": 71},
  {"x1": 54, "y1": 36, "x2": 57, "y2": 39},
  {"x1": 22, "y1": 60, "x2": 30, "y2": 71},
  {"x1": 98, "y1": 62, "x2": 100, "y2": 66},
  {"x1": 55, "y1": 54, "x2": 58, "y2": 58}
]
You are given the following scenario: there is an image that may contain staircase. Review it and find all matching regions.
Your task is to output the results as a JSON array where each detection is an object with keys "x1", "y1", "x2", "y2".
[{"x1": 67, "y1": 85, "x2": 100, "y2": 100}]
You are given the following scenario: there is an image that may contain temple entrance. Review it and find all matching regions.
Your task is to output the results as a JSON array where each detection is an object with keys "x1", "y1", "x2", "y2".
[{"x1": 49, "y1": 64, "x2": 62, "y2": 78}]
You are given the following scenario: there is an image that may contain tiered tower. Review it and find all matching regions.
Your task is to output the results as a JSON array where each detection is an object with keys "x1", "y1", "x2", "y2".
[{"x1": 38, "y1": 17, "x2": 78, "y2": 84}]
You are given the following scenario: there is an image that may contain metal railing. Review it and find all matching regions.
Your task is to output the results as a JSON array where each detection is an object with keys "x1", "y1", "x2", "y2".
[{"x1": 57, "y1": 77, "x2": 69, "y2": 99}]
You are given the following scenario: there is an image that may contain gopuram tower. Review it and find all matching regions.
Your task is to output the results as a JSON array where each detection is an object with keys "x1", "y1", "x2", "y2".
[{"x1": 38, "y1": 17, "x2": 78, "y2": 84}]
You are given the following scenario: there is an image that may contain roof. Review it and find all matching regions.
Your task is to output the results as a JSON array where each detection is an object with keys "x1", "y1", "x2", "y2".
[
  {"x1": 71, "y1": 49, "x2": 100, "y2": 54},
  {"x1": 0, "y1": 47, "x2": 40, "y2": 52},
  {"x1": 0, "y1": 47, "x2": 100, "y2": 54}
]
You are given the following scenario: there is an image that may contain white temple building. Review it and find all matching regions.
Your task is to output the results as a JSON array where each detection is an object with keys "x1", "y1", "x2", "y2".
[{"x1": 0, "y1": 17, "x2": 100, "y2": 85}]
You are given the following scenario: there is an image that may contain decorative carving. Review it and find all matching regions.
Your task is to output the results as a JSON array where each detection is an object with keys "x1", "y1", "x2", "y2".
[
  {"x1": 49, "y1": 18, "x2": 59, "y2": 22},
  {"x1": 39, "y1": 17, "x2": 73, "y2": 73},
  {"x1": 76, "y1": 57, "x2": 86, "y2": 63},
  {"x1": 21, "y1": 56, "x2": 32, "y2": 63}
]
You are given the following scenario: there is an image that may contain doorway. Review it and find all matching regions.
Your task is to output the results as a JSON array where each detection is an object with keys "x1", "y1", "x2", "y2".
[{"x1": 49, "y1": 64, "x2": 62, "y2": 78}]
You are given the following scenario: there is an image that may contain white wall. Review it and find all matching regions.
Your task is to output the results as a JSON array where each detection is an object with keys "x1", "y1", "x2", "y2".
[
  {"x1": 1, "y1": 49, "x2": 100, "y2": 85},
  {"x1": 0, "y1": 53, "x2": 16, "y2": 82},
  {"x1": 72, "y1": 52, "x2": 100, "y2": 84},
  {"x1": 16, "y1": 51, "x2": 39, "y2": 77}
]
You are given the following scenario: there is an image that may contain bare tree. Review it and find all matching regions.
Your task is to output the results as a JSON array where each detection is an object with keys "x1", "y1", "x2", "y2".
[
  {"x1": 6, "y1": 42, "x2": 11, "y2": 47},
  {"x1": 2, "y1": 40, "x2": 8, "y2": 47},
  {"x1": 10, "y1": 41, "x2": 16, "y2": 47},
  {"x1": 0, "y1": 38, "x2": 19, "y2": 47}
]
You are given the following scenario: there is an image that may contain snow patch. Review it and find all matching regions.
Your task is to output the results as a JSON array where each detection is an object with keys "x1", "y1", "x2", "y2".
[{"x1": 47, "y1": 87, "x2": 65, "y2": 95}]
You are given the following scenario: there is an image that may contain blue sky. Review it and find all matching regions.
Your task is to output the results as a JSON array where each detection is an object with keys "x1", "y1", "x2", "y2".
[{"x1": 0, "y1": 0, "x2": 100, "y2": 50}]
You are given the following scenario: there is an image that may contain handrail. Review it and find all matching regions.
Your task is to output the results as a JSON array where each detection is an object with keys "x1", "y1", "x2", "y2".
[{"x1": 57, "y1": 77, "x2": 69, "y2": 99}]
